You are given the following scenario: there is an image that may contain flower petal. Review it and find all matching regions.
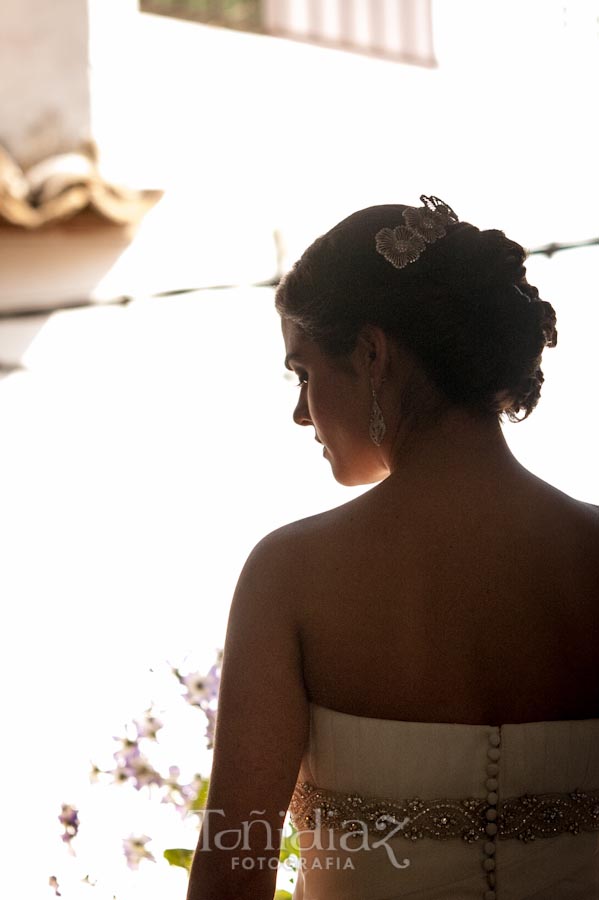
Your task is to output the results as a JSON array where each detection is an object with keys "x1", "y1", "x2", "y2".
[
  {"x1": 403, "y1": 207, "x2": 446, "y2": 242},
  {"x1": 375, "y1": 226, "x2": 425, "y2": 269}
]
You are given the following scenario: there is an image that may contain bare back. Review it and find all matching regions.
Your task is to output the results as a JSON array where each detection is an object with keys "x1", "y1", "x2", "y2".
[{"x1": 292, "y1": 468, "x2": 599, "y2": 725}]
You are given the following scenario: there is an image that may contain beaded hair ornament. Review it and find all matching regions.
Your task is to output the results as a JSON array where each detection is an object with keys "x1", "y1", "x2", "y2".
[{"x1": 375, "y1": 195, "x2": 459, "y2": 269}]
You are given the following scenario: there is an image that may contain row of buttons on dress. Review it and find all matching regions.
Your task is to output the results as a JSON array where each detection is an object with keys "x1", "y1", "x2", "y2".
[{"x1": 482, "y1": 727, "x2": 501, "y2": 899}]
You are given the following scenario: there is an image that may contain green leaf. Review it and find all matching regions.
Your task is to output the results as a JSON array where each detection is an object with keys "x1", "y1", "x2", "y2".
[
  {"x1": 163, "y1": 848, "x2": 194, "y2": 872},
  {"x1": 189, "y1": 777, "x2": 210, "y2": 811},
  {"x1": 274, "y1": 892, "x2": 293, "y2": 900}
]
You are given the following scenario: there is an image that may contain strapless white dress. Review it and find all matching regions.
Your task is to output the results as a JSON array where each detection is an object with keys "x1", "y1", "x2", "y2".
[{"x1": 289, "y1": 702, "x2": 599, "y2": 899}]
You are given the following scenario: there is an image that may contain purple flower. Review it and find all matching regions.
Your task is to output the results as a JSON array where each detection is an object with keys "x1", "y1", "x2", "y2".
[
  {"x1": 175, "y1": 650, "x2": 222, "y2": 707},
  {"x1": 58, "y1": 804, "x2": 79, "y2": 844},
  {"x1": 174, "y1": 650, "x2": 222, "y2": 749},
  {"x1": 161, "y1": 772, "x2": 208, "y2": 818},
  {"x1": 179, "y1": 668, "x2": 219, "y2": 707},
  {"x1": 113, "y1": 737, "x2": 139, "y2": 766},
  {"x1": 105, "y1": 737, "x2": 164, "y2": 790},
  {"x1": 124, "y1": 752, "x2": 164, "y2": 791},
  {"x1": 133, "y1": 710, "x2": 163, "y2": 741},
  {"x1": 123, "y1": 834, "x2": 155, "y2": 870}
]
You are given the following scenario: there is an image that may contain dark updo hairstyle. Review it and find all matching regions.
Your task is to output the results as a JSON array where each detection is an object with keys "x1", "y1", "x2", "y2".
[{"x1": 275, "y1": 204, "x2": 557, "y2": 423}]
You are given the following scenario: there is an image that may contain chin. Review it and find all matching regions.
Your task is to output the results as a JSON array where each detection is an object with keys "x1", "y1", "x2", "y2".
[{"x1": 325, "y1": 446, "x2": 388, "y2": 487}]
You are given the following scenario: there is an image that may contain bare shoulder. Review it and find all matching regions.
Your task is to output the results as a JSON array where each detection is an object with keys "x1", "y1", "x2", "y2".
[
  {"x1": 578, "y1": 501, "x2": 599, "y2": 553},
  {"x1": 522, "y1": 469, "x2": 599, "y2": 526},
  {"x1": 233, "y1": 515, "x2": 322, "y2": 601},
  {"x1": 248, "y1": 494, "x2": 365, "y2": 568},
  {"x1": 558, "y1": 492, "x2": 599, "y2": 537},
  {"x1": 557, "y1": 491, "x2": 599, "y2": 524},
  {"x1": 525, "y1": 484, "x2": 599, "y2": 592}
]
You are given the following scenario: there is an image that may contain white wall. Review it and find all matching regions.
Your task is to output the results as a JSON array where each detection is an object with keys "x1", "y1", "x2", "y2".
[
  {"x1": 0, "y1": 0, "x2": 138, "y2": 167},
  {"x1": 0, "y1": 0, "x2": 91, "y2": 166}
]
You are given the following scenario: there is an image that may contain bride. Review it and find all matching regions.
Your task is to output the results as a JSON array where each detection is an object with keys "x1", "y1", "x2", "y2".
[{"x1": 185, "y1": 196, "x2": 599, "y2": 899}]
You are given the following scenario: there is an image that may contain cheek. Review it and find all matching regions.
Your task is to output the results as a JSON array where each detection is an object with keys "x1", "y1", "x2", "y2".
[{"x1": 305, "y1": 383, "x2": 333, "y2": 422}]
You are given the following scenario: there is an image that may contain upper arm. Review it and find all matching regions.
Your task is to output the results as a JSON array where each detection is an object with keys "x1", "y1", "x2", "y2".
[{"x1": 193, "y1": 529, "x2": 310, "y2": 873}]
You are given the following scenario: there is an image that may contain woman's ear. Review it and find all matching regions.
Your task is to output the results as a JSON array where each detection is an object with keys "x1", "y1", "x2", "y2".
[{"x1": 353, "y1": 325, "x2": 390, "y2": 387}]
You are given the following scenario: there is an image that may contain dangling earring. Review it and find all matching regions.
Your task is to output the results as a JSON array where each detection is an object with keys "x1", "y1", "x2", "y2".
[{"x1": 369, "y1": 379, "x2": 386, "y2": 447}]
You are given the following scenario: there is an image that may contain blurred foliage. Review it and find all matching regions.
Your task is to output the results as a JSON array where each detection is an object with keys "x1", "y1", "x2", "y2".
[
  {"x1": 164, "y1": 847, "x2": 194, "y2": 872},
  {"x1": 140, "y1": 0, "x2": 263, "y2": 32}
]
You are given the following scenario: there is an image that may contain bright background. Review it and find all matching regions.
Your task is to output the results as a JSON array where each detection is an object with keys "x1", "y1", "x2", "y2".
[{"x1": 0, "y1": 2, "x2": 598, "y2": 899}]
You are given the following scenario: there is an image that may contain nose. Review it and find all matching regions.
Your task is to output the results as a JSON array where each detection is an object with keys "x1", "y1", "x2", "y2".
[{"x1": 293, "y1": 391, "x2": 312, "y2": 427}]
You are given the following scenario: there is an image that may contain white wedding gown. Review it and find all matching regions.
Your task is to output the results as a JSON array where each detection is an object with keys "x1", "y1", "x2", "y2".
[{"x1": 289, "y1": 702, "x2": 599, "y2": 899}]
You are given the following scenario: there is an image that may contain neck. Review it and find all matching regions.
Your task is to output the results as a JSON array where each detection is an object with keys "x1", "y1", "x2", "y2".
[{"x1": 383, "y1": 407, "x2": 524, "y2": 494}]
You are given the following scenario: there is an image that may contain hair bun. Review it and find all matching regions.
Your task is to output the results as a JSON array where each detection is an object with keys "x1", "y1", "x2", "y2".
[
  {"x1": 443, "y1": 228, "x2": 527, "y2": 291},
  {"x1": 276, "y1": 206, "x2": 558, "y2": 423}
]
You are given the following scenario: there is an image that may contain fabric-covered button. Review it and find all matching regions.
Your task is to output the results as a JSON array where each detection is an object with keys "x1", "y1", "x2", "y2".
[
  {"x1": 487, "y1": 748, "x2": 501, "y2": 761},
  {"x1": 487, "y1": 792, "x2": 498, "y2": 805},
  {"x1": 483, "y1": 857, "x2": 496, "y2": 871},
  {"x1": 488, "y1": 733, "x2": 501, "y2": 747},
  {"x1": 486, "y1": 808, "x2": 497, "y2": 821},
  {"x1": 485, "y1": 890, "x2": 496, "y2": 899},
  {"x1": 488, "y1": 873, "x2": 496, "y2": 887},
  {"x1": 485, "y1": 823, "x2": 498, "y2": 836},
  {"x1": 486, "y1": 778, "x2": 498, "y2": 791},
  {"x1": 486, "y1": 763, "x2": 500, "y2": 776},
  {"x1": 484, "y1": 841, "x2": 496, "y2": 855}
]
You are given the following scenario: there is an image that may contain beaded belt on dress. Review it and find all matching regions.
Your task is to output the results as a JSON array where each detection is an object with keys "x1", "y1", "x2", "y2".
[
  {"x1": 289, "y1": 724, "x2": 599, "y2": 900},
  {"x1": 289, "y1": 780, "x2": 599, "y2": 843}
]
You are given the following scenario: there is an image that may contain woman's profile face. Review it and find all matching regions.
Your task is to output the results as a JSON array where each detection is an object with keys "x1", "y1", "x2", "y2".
[{"x1": 282, "y1": 319, "x2": 388, "y2": 486}]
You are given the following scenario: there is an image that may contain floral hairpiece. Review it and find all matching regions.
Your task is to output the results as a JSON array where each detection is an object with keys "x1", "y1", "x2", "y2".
[{"x1": 375, "y1": 195, "x2": 459, "y2": 269}]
